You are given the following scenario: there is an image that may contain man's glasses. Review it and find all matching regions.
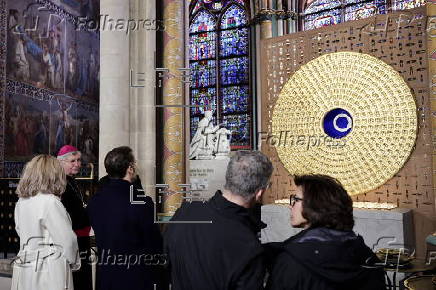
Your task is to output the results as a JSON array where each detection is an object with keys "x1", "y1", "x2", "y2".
[{"x1": 290, "y1": 195, "x2": 303, "y2": 207}]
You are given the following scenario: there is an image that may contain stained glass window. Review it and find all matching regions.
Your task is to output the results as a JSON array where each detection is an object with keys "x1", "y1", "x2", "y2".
[
  {"x1": 189, "y1": 0, "x2": 252, "y2": 149},
  {"x1": 393, "y1": 0, "x2": 426, "y2": 10},
  {"x1": 222, "y1": 114, "x2": 250, "y2": 147},
  {"x1": 220, "y1": 5, "x2": 248, "y2": 29},
  {"x1": 220, "y1": 28, "x2": 248, "y2": 57},
  {"x1": 304, "y1": 0, "x2": 341, "y2": 15},
  {"x1": 302, "y1": 0, "x2": 388, "y2": 31},
  {"x1": 220, "y1": 57, "x2": 249, "y2": 85},
  {"x1": 304, "y1": 9, "x2": 342, "y2": 30},
  {"x1": 194, "y1": 0, "x2": 245, "y2": 12},
  {"x1": 191, "y1": 88, "x2": 217, "y2": 115},
  {"x1": 345, "y1": 1, "x2": 386, "y2": 22},
  {"x1": 190, "y1": 10, "x2": 216, "y2": 33},
  {"x1": 221, "y1": 86, "x2": 249, "y2": 114},
  {"x1": 343, "y1": 0, "x2": 366, "y2": 3},
  {"x1": 190, "y1": 60, "x2": 217, "y2": 88},
  {"x1": 190, "y1": 32, "x2": 217, "y2": 60}
]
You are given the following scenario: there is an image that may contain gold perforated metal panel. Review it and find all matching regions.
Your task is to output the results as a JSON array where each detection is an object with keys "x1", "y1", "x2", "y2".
[{"x1": 272, "y1": 52, "x2": 417, "y2": 196}]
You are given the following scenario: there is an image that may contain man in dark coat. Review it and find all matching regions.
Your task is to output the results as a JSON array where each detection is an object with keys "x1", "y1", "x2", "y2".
[
  {"x1": 58, "y1": 145, "x2": 92, "y2": 290},
  {"x1": 87, "y1": 146, "x2": 164, "y2": 290},
  {"x1": 164, "y1": 150, "x2": 274, "y2": 290}
]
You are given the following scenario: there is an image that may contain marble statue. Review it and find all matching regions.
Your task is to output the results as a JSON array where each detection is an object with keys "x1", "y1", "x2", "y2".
[
  {"x1": 214, "y1": 127, "x2": 232, "y2": 158},
  {"x1": 189, "y1": 111, "x2": 232, "y2": 160}
]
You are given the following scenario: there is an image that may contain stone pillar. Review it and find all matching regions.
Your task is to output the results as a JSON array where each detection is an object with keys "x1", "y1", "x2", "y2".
[
  {"x1": 291, "y1": 0, "x2": 298, "y2": 33},
  {"x1": 129, "y1": 0, "x2": 157, "y2": 199},
  {"x1": 99, "y1": 0, "x2": 130, "y2": 177},
  {"x1": 99, "y1": 0, "x2": 157, "y2": 201},
  {"x1": 258, "y1": 0, "x2": 273, "y2": 39},
  {"x1": 277, "y1": 0, "x2": 284, "y2": 36},
  {"x1": 256, "y1": 4, "x2": 273, "y2": 150},
  {"x1": 161, "y1": 0, "x2": 185, "y2": 216},
  {"x1": 260, "y1": 20, "x2": 273, "y2": 39}
]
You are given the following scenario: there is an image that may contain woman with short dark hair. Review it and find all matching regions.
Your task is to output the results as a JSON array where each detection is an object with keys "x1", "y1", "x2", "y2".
[
  {"x1": 292, "y1": 174, "x2": 354, "y2": 231},
  {"x1": 266, "y1": 174, "x2": 386, "y2": 290}
]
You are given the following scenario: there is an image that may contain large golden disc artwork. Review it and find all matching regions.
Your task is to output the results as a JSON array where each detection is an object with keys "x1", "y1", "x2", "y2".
[{"x1": 271, "y1": 52, "x2": 417, "y2": 196}]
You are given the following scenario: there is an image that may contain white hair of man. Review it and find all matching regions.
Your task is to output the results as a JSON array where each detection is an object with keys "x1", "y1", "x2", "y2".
[{"x1": 57, "y1": 151, "x2": 80, "y2": 160}]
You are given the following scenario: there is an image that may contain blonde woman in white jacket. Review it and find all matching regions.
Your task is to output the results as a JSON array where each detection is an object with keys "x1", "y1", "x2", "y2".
[{"x1": 11, "y1": 154, "x2": 81, "y2": 290}]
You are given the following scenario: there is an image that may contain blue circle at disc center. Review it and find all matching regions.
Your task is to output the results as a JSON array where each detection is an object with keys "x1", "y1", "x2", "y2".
[{"x1": 323, "y1": 108, "x2": 353, "y2": 139}]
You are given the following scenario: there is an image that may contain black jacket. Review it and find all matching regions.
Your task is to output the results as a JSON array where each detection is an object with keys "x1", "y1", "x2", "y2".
[
  {"x1": 164, "y1": 190, "x2": 266, "y2": 290},
  {"x1": 88, "y1": 178, "x2": 164, "y2": 290},
  {"x1": 266, "y1": 227, "x2": 386, "y2": 290},
  {"x1": 61, "y1": 176, "x2": 90, "y2": 232},
  {"x1": 61, "y1": 176, "x2": 92, "y2": 290}
]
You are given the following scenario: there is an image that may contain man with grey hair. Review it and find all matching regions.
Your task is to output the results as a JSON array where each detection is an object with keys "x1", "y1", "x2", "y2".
[{"x1": 164, "y1": 150, "x2": 273, "y2": 290}]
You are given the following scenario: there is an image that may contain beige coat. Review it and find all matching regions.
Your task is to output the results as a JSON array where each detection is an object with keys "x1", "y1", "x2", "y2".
[{"x1": 11, "y1": 193, "x2": 80, "y2": 290}]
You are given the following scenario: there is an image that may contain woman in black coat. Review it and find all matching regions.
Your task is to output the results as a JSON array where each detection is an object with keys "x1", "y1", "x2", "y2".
[{"x1": 266, "y1": 175, "x2": 386, "y2": 290}]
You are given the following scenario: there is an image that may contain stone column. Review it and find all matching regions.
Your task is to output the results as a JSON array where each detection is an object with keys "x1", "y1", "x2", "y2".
[
  {"x1": 290, "y1": 0, "x2": 298, "y2": 33},
  {"x1": 99, "y1": 0, "x2": 157, "y2": 199},
  {"x1": 260, "y1": 20, "x2": 273, "y2": 39},
  {"x1": 256, "y1": 2, "x2": 273, "y2": 150},
  {"x1": 261, "y1": 0, "x2": 273, "y2": 39},
  {"x1": 161, "y1": 0, "x2": 186, "y2": 216},
  {"x1": 129, "y1": 0, "x2": 157, "y2": 200},
  {"x1": 99, "y1": 0, "x2": 130, "y2": 177}
]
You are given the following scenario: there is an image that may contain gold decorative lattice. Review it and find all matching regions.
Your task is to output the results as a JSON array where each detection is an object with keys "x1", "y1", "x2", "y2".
[{"x1": 272, "y1": 52, "x2": 417, "y2": 196}]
